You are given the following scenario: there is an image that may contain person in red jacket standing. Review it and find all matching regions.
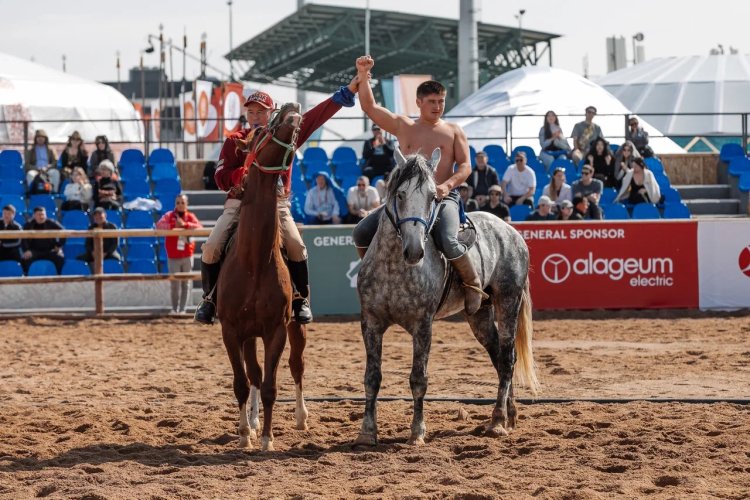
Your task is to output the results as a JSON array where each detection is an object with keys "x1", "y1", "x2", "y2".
[
  {"x1": 194, "y1": 76, "x2": 364, "y2": 325},
  {"x1": 157, "y1": 194, "x2": 203, "y2": 314}
]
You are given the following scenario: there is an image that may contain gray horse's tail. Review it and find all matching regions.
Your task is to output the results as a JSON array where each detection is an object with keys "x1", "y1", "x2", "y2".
[{"x1": 515, "y1": 278, "x2": 540, "y2": 395}]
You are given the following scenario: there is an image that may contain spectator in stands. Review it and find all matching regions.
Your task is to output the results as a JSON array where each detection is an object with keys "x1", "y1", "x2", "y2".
[
  {"x1": 614, "y1": 140, "x2": 640, "y2": 188},
  {"x1": 526, "y1": 195, "x2": 557, "y2": 221},
  {"x1": 345, "y1": 176, "x2": 380, "y2": 224},
  {"x1": 157, "y1": 194, "x2": 202, "y2": 314},
  {"x1": 538, "y1": 110, "x2": 572, "y2": 168},
  {"x1": 614, "y1": 157, "x2": 661, "y2": 206},
  {"x1": 88, "y1": 135, "x2": 115, "y2": 177},
  {"x1": 305, "y1": 172, "x2": 341, "y2": 225},
  {"x1": 586, "y1": 137, "x2": 617, "y2": 189},
  {"x1": 480, "y1": 185, "x2": 510, "y2": 222},
  {"x1": 61, "y1": 167, "x2": 93, "y2": 211},
  {"x1": 467, "y1": 151, "x2": 499, "y2": 207},
  {"x1": 25, "y1": 129, "x2": 60, "y2": 193},
  {"x1": 59, "y1": 131, "x2": 88, "y2": 180},
  {"x1": 501, "y1": 151, "x2": 536, "y2": 207},
  {"x1": 0, "y1": 205, "x2": 23, "y2": 262},
  {"x1": 362, "y1": 124, "x2": 395, "y2": 181},
  {"x1": 570, "y1": 106, "x2": 603, "y2": 164},
  {"x1": 571, "y1": 195, "x2": 589, "y2": 221},
  {"x1": 92, "y1": 160, "x2": 123, "y2": 210},
  {"x1": 571, "y1": 164, "x2": 603, "y2": 220},
  {"x1": 21, "y1": 207, "x2": 65, "y2": 274},
  {"x1": 78, "y1": 207, "x2": 121, "y2": 263},
  {"x1": 458, "y1": 183, "x2": 479, "y2": 212},
  {"x1": 626, "y1": 116, "x2": 654, "y2": 158},
  {"x1": 557, "y1": 199, "x2": 577, "y2": 221},
  {"x1": 543, "y1": 167, "x2": 572, "y2": 213},
  {"x1": 202, "y1": 161, "x2": 219, "y2": 190}
]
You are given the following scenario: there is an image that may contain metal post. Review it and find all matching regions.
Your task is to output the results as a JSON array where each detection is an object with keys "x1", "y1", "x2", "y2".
[
  {"x1": 182, "y1": 29, "x2": 188, "y2": 159},
  {"x1": 94, "y1": 232, "x2": 104, "y2": 315},
  {"x1": 742, "y1": 113, "x2": 748, "y2": 154},
  {"x1": 62, "y1": 54, "x2": 66, "y2": 72},
  {"x1": 228, "y1": 0, "x2": 234, "y2": 81},
  {"x1": 158, "y1": 25, "x2": 164, "y2": 148},
  {"x1": 140, "y1": 54, "x2": 146, "y2": 115},
  {"x1": 22, "y1": 121, "x2": 29, "y2": 164},
  {"x1": 365, "y1": 0, "x2": 370, "y2": 55},
  {"x1": 116, "y1": 51, "x2": 122, "y2": 93}
]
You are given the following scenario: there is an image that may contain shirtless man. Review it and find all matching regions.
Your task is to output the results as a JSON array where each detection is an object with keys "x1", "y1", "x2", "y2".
[{"x1": 352, "y1": 55, "x2": 485, "y2": 314}]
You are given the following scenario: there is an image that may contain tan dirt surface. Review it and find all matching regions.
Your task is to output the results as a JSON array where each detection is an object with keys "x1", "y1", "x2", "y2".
[{"x1": 1, "y1": 314, "x2": 749, "y2": 498}]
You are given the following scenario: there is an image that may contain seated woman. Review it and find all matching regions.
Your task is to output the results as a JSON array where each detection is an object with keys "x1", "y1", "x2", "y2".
[
  {"x1": 626, "y1": 116, "x2": 654, "y2": 158},
  {"x1": 304, "y1": 172, "x2": 341, "y2": 225},
  {"x1": 614, "y1": 157, "x2": 661, "y2": 206},
  {"x1": 88, "y1": 135, "x2": 116, "y2": 177},
  {"x1": 586, "y1": 137, "x2": 617, "y2": 189},
  {"x1": 60, "y1": 131, "x2": 88, "y2": 181},
  {"x1": 538, "y1": 110, "x2": 572, "y2": 169},
  {"x1": 542, "y1": 167, "x2": 572, "y2": 213},
  {"x1": 613, "y1": 140, "x2": 640, "y2": 189},
  {"x1": 61, "y1": 167, "x2": 93, "y2": 211},
  {"x1": 92, "y1": 160, "x2": 123, "y2": 210}
]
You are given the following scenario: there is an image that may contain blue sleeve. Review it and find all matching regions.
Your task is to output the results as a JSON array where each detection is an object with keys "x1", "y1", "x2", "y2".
[{"x1": 331, "y1": 86, "x2": 356, "y2": 108}]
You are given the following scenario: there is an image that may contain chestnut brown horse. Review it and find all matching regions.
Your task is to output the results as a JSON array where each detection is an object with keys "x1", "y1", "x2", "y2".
[{"x1": 217, "y1": 103, "x2": 308, "y2": 451}]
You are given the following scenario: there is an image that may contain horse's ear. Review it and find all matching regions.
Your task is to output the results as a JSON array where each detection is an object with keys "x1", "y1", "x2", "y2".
[
  {"x1": 430, "y1": 148, "x2": 441, "y2": 171},
  {"x1": 394, "y1": 146, "x2": 407, "y2": 168}
]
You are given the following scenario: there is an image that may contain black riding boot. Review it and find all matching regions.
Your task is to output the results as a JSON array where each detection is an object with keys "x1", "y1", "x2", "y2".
[
  {"x1": 194, "y1": 261, "x2": 221, "y2": 325},
  {"x1": 286, "y1": 259, "x2": 313, "y2": 324}
]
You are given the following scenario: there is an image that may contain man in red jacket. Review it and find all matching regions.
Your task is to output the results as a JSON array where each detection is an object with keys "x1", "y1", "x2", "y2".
[
  {"x1": 195, "y1": 77, "x2": 362, "y2": 325},
  {"x1": 156, "y1": 194, "x2": 203, "y2": 314}
]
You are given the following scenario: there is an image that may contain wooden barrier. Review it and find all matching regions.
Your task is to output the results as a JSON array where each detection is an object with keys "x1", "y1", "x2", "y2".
[{"x1": 0, "y1": 228, "x2": 212, "y2": 314}]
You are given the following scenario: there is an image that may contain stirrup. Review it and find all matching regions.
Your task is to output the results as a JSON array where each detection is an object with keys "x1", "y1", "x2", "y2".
[{"x1": 462, "y1": 282, "x2": 490, "y2": 300}]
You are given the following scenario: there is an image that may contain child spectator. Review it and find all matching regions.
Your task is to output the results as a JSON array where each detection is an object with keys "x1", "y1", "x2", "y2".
[
  {"x1": 542, "y1": 167, "x2": 572, "y2": 213},
  {"x1": 614, "y1": 157, "x2": 661, "y2": 206},
  {"x1": 92, "y1": 160, "x2": 123, "y2": 210},
  {"x1": 571, "y1": 165, "x2": 603, "y2": 219},
  {"x1": 526, "y1": 195, "x2": 557, "y2": 221},
  {"x1": 78, "y1": 207, "x2": 121, "y2": 262},
  {"x1": 21, "y1": 207, "x2": 65, "y2": 274},
  {"x1": 626, "y1": 116, "x2": 654, "y2": 158},
  {"x1": 570, "y1": 105, "x2": 603, "y2": 164},
  {"x1": 346, "y1": 176, "x2": 380, "y2": 223},
  {"x1": 467, "y1": 151, "x2": 499, "y2": 207},
  {"x1": 61, "y1": 167, "x2": 93, "y2": 211},
  {"x1": 586, "y1": 137, "x2": 616, "y2": 188},
  {"x1": 480, "y1": 185, "x2": 510, "y2": 222},
  {"x1": 25, "y1": 129, "x2": 60, "y2": 192},
  {"x1": 156, "y1": 194, "x2": 202, "y2": 314},
  {"x1": 501, "y1": 151, "x2": 536, "y2": 207},
  {"x1": 538, "y1": 110, "x2": 571, "y2": 168},
  {"x1": 304, "y1": 172, "x2": 341, "y2": 225},
  {"x1": 88, "y1": 135, "x2": 115, "y2": 177},
  {"x1": 0, "y1": 205, "x2": 23, "y2": 262}
]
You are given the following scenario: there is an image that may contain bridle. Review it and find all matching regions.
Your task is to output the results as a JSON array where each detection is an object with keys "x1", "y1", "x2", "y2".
[
  {"x1": 384, "y1": 190, "x2": 440, "y2": 241},
  {"x1": 246, "y1": 111, "x2": 299, "y2": 173}
]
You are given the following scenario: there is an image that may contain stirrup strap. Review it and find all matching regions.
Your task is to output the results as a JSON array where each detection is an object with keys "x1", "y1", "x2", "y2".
[{"x1": 462, "y1": 282, "x2": 490, "y2": 300}]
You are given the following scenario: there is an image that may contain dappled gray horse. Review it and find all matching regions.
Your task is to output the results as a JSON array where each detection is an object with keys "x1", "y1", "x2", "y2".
[{"x1": 354, "y1": 148, "x2": 539, "y2": 446}]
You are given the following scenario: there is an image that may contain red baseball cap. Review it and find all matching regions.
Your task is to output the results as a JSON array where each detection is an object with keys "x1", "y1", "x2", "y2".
[{"x1": 244, "y1": 91, "x2": 274, "y2": 109}]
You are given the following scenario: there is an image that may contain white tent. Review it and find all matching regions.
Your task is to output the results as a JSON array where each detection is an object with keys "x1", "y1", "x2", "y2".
[
  {"x1": 446, "y1": 66, "x2": 683, "y2": 154},
  {"x1": 0, "y1": 52, "x2": 142, "y2": 144},
  {"x1": 596, "y1": 54, "x2": 750, "y2": 136}
]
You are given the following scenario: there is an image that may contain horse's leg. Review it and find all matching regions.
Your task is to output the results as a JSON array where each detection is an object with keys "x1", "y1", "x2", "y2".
[
  {"x1": 354, "y1": 316, "x2": 387, "y2": 446},
  {"x1": 222, "y1": 329, "x2": 252, "y2": 448},
  {"x1": 242, "y1": 337, "x2": 262, "y2": 438},
  {"x1": 260, "y1": 324, "x2": 287, "y2": 451},
  {"x1": 465, "y1": 302, "x2": 511, "y2": 437},
  {"x1": 408, "y1": 319, "x2": 433, "y2": 446},
  {"x1": 287, "y1": 322, "x2": 309, "y2": 430}
]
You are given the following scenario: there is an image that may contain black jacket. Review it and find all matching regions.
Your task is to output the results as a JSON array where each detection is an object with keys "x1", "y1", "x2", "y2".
[
  {"x1": 21, "y1": 219, "x2": 65, "y2": 254},
  {"x1": 0, "y1": 219, "x2": 23, "y2": 260},
  {"x1": 85, "y1": 221, "x2": 119, "y2": 256}
]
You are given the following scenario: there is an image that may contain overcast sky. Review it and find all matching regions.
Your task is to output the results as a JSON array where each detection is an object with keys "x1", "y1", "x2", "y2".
[{"x1": 3, "y1": 0, "x2": 749, "y2": 84}]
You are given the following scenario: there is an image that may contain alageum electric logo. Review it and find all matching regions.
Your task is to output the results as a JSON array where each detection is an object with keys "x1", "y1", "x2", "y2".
[
  {"x1": 541, "y1": 252, "x2": 675, "y2": 287},
  {"x1": 739, "y1": 245, "x2": 750, "y2": 278}
]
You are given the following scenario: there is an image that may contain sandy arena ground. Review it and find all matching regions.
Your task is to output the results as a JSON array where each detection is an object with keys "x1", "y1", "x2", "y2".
[{"x1": 1, "y1": 313, "x2": 749, "y2": 499}]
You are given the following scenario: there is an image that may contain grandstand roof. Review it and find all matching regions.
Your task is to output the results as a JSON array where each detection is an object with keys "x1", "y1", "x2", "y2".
[{"x1": 227, "y1": 3, "x2": 559, "y2": 97}]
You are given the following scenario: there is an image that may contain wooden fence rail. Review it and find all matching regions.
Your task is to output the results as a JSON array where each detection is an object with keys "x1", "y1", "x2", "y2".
[{"x1": 0, "y1": 228, "x2": 212, "y2": 314}]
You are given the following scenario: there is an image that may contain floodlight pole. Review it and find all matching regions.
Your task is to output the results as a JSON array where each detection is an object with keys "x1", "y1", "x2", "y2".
[
  {"x1": 365, "y1": 0, "x2": 370, "y2": 55},
  {"x1": 116, "y1": 51, "x2": 122, "y2": 92},
  {"x1": 228, "y1": 0, "x2": 234, "y2": 81}
]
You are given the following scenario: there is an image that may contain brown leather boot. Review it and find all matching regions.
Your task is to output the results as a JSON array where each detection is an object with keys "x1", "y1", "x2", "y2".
[{"x1": 450, "y1": 253, "x2": 489, "y2": 315}]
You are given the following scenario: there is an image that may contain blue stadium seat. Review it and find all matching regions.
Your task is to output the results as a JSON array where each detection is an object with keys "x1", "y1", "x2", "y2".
[
  {"x1": 0, "y1": 150, "x2": 23, "y2": 168},
  {"x1": 302, "y1": 147, "x2": 330, "y2": 180},
  {"x1": 0, "y1": 260, "x2": 23, "y2": 277},
  {"x1": 103, "y1": 259, "x2": 124, "y2": 274},
  {"x1": 122, "y1": 179, "x2": 151, "y2": 200},
  {"x1": 290, "y1": 171, "x2": 308, "y2": 197},
  {"x1": 153, "y1": 178, "x2": 181, "y2": 198},
  {"x1": 0, "y1": 180, "x2": 25, "y2": 195},
  {"x1": 148, "y1": 148, "x2": 175, "y2": 166},
  {"x1": 61, "y1": 210, "x2": 90, "y2": 230},
  {"x1": 127, "y1": 260, "x2": 158, "y2": 274},
  {"x1": 120, "y1": 149, "x2": 146, "y2": 169},
  {"x1": 105, "y1": 209, "x2": 122, "y2": 227},
  {"x1": 653, "y1": 172, "x2": 671, "y2": 191},
  {"x1": 0, "y1": 164, "x2": 25, "y2": 182},
  {"x1": 290, "y1": 192, "x2": 306, "y2": 223},
  {"x1": 332, "y1": 181, "x2": 348, "y2": 220},
  {"x1": 600, "y1": 187, "x2": 618, "y2": 205},
  {"x1": 728, "y1": 157, "x2": 750, "y2": 177},
  {"x1": 609, "y1": 143, "x2": 620, "y2": 153},
  {"x1": 339, "y1": 175, "x2": 360, "y2": 191},
  {"x1": 0, "y1": 194, "x2": 25, "y2": 214},
  {"x1": 602, "y1": 203, "x2": 630, "y2": 220},
  {"x1": 469, "y1": 145, "x2": 477, "y2": 167},
  {"x1": 509, "y1": 204, "x2": 532, "y2": 221},
  {"x1": 663, "y1": 203, "x2": 691, "y2": 219},
  {"x1": 631, "y1": 203, "x2": 661, "y2": 220},
  {"x1": 124, "y1": 210, "x2": 154, "y2": 229},
  {"x1": 644, "y1": 157, "x2": 665, "y2": 175},
  {"x1": 331, "y1": 147, "x2": 360, "y2": 177},
  {"x1": 150, "y1": 163, "x2": 180, "y2": 181},
  {"x1": 739, "y1": 172, "x2": 750, "y2": 192},
  {"x1": 127, "y1": 244, "x2": 155, "y2": 262},
  {"x1": 120, "y1": 164, "x2": 148, "y2": 182},
  {"x1": 661, "y1": 186, "x2": 682, "y2": 204},
  {"x1": 62, "y1": 242, "x2": 85, "y2": 259},
  {"x1": 719, "y1": 143, "x2": 745, "y2": 163},
  {"x1": 511, "y1": 146, "x2": 539, "y2": 165},
  {"x1": 61, "y1": 260, "x2": 91, "y2": 276},
  {"x1": 27, "y1": 259, "x2": 58, "y2": 276},
  {"x1": 28, "y1": 194, "x2": 57, "y2": 219}
]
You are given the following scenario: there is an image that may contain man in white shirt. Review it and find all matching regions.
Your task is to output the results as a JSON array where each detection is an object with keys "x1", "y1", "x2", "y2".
[
  {"x1": 346, "y1": 176, "x2": 381, "y2": 223},
  {"x1": 501, "y1": 151, "x2": 536, "y2": 207}
]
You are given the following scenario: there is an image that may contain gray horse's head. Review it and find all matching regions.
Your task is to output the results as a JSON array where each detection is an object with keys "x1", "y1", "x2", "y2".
[{"x1": 385, "y1": 147, "x2": 440, "y2": 266}]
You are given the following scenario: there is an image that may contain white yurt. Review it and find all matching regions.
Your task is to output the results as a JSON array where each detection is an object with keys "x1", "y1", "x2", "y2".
[
  {"x1": 0, "y1": 52, "x2": 143, "y2": 144},
  {"x1": 596, "y1": 54, "x2": 750, "y2": 138},
  {"x1": 446, "y1": 66, "x2": 683, "y2": 154}
]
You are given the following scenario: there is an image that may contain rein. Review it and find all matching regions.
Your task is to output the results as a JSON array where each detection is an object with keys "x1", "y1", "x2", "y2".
[
  {"x1": 385, "y1": 195, "x2": 439, "y2": 241},
  {"x1": 248, "y1": 120, "x2": 298, "y2": 173}
]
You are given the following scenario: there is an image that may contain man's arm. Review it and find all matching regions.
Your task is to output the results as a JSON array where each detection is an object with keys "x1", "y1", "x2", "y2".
[
  {"x1": 436, "y1": 124, "x2": 472, "y2": 198},
  {"x1": 355, "y1": 56, "x2": 408, "y2": 136}
]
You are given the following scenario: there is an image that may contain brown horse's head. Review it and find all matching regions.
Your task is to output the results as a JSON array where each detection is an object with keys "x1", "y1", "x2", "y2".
[{"x1": 240, "y1": 102, "x2": 302, "y2": 179}]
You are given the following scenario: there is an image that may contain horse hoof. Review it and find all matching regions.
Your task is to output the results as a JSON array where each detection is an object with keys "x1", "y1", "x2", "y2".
[
  {"x1": 484, "y1": 424, "x2": 509, "y2": 438},
  {"x1": 353, "y1": 433, "x2": 378, "y2": 447},
  {"x1": 261, "y1": 437, "x2": 274, "y2": 451},
  {"x1": 407, "y1": 436, "x2": 425, "y2": 446},
  {"x1": 296, "y1": 422, "x2": 309, "y2": 431},
  {"x1": 238, "y1": 436, "x2": 251, "y2": 448}
]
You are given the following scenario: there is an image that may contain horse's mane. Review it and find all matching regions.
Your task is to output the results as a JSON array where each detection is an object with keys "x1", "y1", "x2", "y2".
[{"x1": 385, "y1": 153, "x2": 434, "y2": 202}]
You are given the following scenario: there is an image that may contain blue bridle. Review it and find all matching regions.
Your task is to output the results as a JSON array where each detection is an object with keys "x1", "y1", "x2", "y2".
[{"x1": 386, "y1": 194, "x2": 440, "y2": 241}]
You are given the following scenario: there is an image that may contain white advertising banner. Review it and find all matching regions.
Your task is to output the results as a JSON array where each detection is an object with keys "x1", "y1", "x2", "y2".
[{"x1": 698, "y1": 220, "x2": 750, "y2": 309}]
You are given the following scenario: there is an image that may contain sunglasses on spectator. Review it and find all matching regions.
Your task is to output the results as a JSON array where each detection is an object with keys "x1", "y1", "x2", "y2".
[{"x1": 514, "y1": 157, "x2": 524, "y2": 163}]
